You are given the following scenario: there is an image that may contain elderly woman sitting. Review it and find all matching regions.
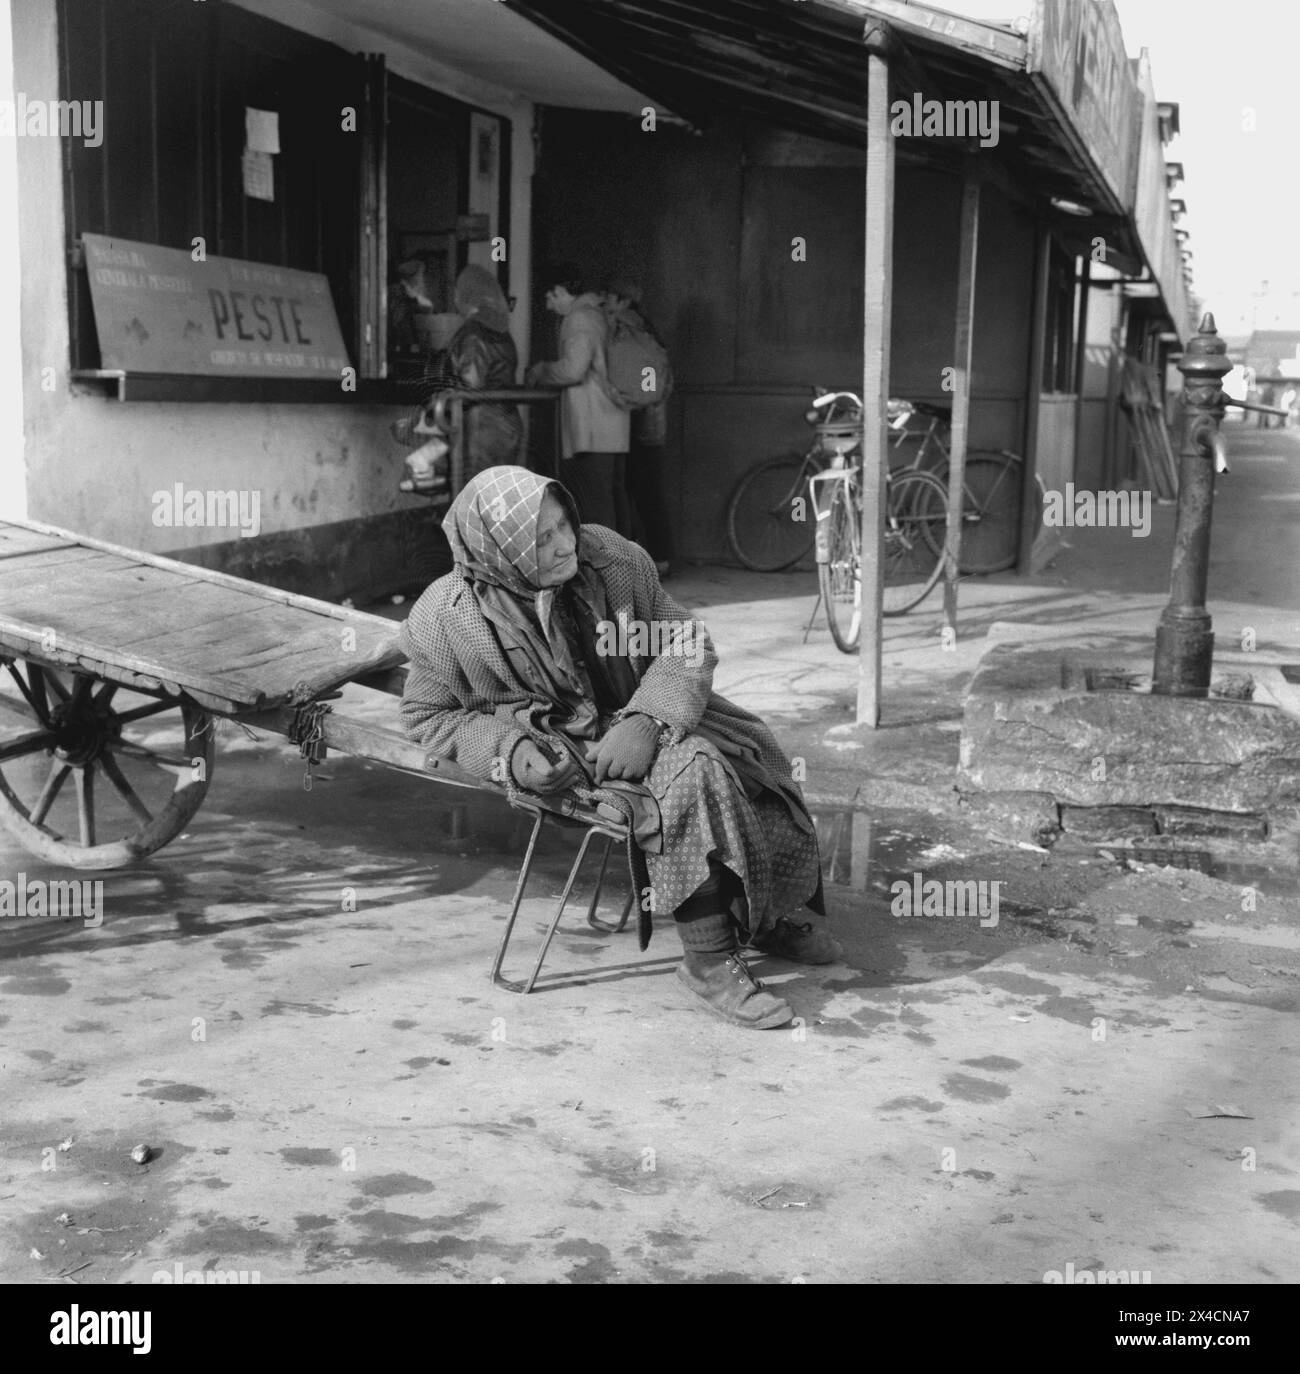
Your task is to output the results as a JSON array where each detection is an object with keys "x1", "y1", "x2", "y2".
[{"x1": 398, "y1": 466, "x2": 838, "y2": 1028}]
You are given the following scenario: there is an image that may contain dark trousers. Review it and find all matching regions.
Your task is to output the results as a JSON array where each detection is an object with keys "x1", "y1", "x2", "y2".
[
  {"x1": 625, "y1": 442, "x2": 674, "y2": 563},
  {"x1": 561, "y1": 452, "x2": 632, "y2": 536}
]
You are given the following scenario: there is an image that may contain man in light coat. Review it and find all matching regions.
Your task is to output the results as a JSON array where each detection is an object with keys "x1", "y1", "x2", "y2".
[{"x1": 526, "y1": 265, "x2": 632, "y2": 534}]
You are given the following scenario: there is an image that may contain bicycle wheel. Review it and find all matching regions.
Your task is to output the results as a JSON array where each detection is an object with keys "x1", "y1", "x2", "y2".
[
  {"x1": 726, "y1": 455, "x2": 816, "y2": 571},
  {"x1": 818, "y1": 476, "x2": 861, "y2": 653},
  {"x1": 883, "y1": 469, "x2": 947, "y2": 615},
  {"x1": 953, "y1": 451, "x2": 1026, "y2": 575}
]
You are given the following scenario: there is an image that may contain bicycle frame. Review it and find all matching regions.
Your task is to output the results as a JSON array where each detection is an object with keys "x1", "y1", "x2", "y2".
[
  {"x1": 888, "y1": 405, "x2": 948, "y2": 471},
  {"x1": 808, "y1": 466, "x2": 853, "y2": 564},
  {"x1": 811, "y1": 459, "x2": 909, "y2": 556}
]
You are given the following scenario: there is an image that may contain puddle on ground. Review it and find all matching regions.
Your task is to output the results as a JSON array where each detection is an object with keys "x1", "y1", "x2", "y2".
[
  {"x1": 1214, "y1": 857, "x2": 1300, "y2": 900},
  {"x1": 810, "y1": 804, "x2": 971, "y2": 892}
]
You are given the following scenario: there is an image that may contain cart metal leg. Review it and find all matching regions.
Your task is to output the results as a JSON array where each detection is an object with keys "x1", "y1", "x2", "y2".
[{"x1": 490, "y1": 806, "x2": 632, "y2": 993}]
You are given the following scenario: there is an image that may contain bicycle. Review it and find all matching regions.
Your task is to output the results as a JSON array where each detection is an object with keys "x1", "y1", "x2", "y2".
[
  {"x1": 886, "y1": 398, "x2": 1039, "y2": 575},
  {"x1": 727, "y1": 387, "x2": 897, "y2": 571},
  {"x1": 725, "y1": 387, "x2": 1038, "y2": 576},
  {"x1": 807, "y1": 401, "x2": 949, "y2": 649}
]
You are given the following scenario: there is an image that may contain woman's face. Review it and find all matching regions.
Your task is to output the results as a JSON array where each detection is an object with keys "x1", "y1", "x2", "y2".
[{"x1": 535, "y1": 492, "x2": 578, "y2": 586}]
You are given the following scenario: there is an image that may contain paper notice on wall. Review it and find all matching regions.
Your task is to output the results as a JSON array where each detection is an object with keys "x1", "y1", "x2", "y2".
[
  {"x1": 245, "y1": 107, "x2": 280, "y2": 154},
  {"x1": 242, "y1": 149, "x2": 274, "y2": 202}
]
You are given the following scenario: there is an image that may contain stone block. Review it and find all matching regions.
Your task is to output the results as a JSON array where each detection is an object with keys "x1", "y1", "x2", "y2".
[
  {"x1": 959, "y1": 637, "x2": 1300, "y2": 813},
  {"x1": 1153, "y1": 806, "x2": 1269, "y2": 841},
  {"x1": 1059, "y1": 805, "x2": 1158, "y2": 840}
]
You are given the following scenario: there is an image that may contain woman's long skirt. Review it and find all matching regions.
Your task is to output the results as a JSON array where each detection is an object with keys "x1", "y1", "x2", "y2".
[{"x1": 639, "y1": 733, "x2": 821, "y2": 936}]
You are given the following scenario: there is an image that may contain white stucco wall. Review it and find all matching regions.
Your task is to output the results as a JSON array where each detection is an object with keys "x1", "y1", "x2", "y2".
[
  {"x1": 6, "y1": 0, "x2": 534, "y2": 554},
  {"x1": 0, "y1": 0, "x2": 27, "y2": 521}
]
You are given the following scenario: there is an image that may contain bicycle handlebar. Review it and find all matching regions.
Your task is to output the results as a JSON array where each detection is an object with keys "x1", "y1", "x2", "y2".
[{"x1": 814, "y1": 391, "x2": 952, "y2": 423}]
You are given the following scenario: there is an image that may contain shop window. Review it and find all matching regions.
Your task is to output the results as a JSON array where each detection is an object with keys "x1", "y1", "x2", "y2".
[
  {"x1": 58, "y1": 0, "x2": 365, "y2": 376},
  {"x1": 385, "y1": 78, "x2": 509, "y2": 391},
  {"x1": 59, "y1": 0, "x2": 508, "y2": 395},
  {"x1": 386, "y1": 79, "x2": 464, "y2": 388}
]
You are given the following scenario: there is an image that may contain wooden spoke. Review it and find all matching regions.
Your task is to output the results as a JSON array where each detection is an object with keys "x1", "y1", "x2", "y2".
[
  {"x1": 31, "y1": 759, "x2": 72, "y2": 827},
  {"x1": 6, "y1": 661, "x2": 49, "y2": 723},
  {"x1": 29, "y1": 663, "x2": 50, "y2": 719},
  {"x1": 111, "y1": 739, "x2": 192, "y2": 769},
  {"x1": 0, "y1": 730, "x2": 56, "y2": 763},
  {"x1": 76, "y1": 765, "x2": 95, "y2": 847},
  {"x1": 36, "y1": 666, "x2": 70, "y2": 702},
  {"x1": 0, "y1": 660, "x2": 214, "y2": 869},
  {"x1": 113, "y1": 698, "x2": 180, "y2": 727},
  {"x1": 98, "y1": 751, "x2": 153, "y2": 825},
  {"x1": 0, "y1": 692, "x2": 43, "y2": 726}
]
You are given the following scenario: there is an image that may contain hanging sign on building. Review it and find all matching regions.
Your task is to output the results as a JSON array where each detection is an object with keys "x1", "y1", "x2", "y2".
[
  {"x1": 1029, "y1": 0, "x2": 1138, "y2": 210},
  {"x1": 82, "y1": 234, "x2": 351, "y2": 377}
]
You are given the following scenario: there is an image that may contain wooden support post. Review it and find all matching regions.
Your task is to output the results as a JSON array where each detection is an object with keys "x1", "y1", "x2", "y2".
[
  {"x1": 1071, "y1": 252, "x2": 1091, "y2": 487},
  {"x1": 358, "y1": 54, "x2": 388, "y2": 380},
  {"x1": 857, "y1": 28, "x2": 894, "y2": 728},
  {"x1": 1103, "y1": 290, "x2": 1123, "y2": 490},
  {"x1": 1018, "y1": 224, "x2": 1052, "y2": 571},
  {"x1": 943, "y1": 163, "x2": 980, "y2": 628}
]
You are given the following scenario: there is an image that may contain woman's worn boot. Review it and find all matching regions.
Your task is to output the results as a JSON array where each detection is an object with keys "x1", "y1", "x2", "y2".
[
  {"x1": 673, "y1": 907, "x2": 793, "y2": 1030},
  {"x1": 745, "y1": 915, "x2": 842, "y2": 965}
]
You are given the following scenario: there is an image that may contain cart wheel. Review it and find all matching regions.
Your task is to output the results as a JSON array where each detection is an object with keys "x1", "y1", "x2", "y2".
[{"x1": 0, "y1": 660, "x2": 214, "y2": 870}]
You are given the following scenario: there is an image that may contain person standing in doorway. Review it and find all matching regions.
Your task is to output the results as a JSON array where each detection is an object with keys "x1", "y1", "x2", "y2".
[
  {"x1": 526, "y1": 265, "x2": 632, "y2": 534},
  {"x1": 604, "y1": 279, "x2": 674, "y2": 577}
]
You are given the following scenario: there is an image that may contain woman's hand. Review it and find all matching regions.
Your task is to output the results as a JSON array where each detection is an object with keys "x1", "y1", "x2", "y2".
[
  {"x1": 510, "y1": 738, "x2": 582, "y2": 794},
  {"x1": 593, "y1": 714, "x2": 661, "y2": 784}
]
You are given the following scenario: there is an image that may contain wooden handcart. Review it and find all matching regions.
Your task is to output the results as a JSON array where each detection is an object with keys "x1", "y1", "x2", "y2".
[{"x1": 0, "y1": 518, "x2": 632, "y2": 989}]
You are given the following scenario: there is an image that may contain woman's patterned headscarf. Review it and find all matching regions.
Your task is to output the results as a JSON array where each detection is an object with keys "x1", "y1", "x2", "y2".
[
  {"x1": 442, "y1": 465, "x2": 580, "y2": 595},
  {"x1": 441, "y1": 468, "x2": 591, "y2": 719}
]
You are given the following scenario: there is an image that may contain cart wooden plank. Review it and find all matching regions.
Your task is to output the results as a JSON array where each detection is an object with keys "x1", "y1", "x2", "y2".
[
  {"x1": 12, "y1": 516, "x2": 391, "y2": 626},
  {"x1": 0, "y1": 613, "x2": 254, "y2": 712},
  {"x1": 0, "y1": 578, "x2": 273, "y2": 641},
  {"x1": 7, "y1": 544, "x2": 122, "y2": 568},
  {"x1": 242, "y1": 703, "x2": 479, "y2": 788},
  {"x1": 0, "y1": 553, "x2": 132, "y2": 597},
  {"x1": 120, "y1": 603, "x2": 284, "y2": 655},
  {"x1": 0, "y1": 519, "x2": 406, "y2": 713},
  {"x1": 2, "y1": 559, "x2": 209, "y2": 606},
  {"x1": 0, "y1": 527, "x2": 87, "y2": 560},
  {"x1": 131, "y1": 607, "x2": 360, "y2": 679},
  {"x1": 0, "y1": 547, "x2": 119, "y2": 583}
]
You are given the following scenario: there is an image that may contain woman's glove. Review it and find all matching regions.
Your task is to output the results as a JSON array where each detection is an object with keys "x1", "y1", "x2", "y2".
[
  {"x1": 509, "y1": 738, "x2": 582, "y2": 794},
  {"x1": 592, "y1": 714, "x2": 661, "y2": 784}
]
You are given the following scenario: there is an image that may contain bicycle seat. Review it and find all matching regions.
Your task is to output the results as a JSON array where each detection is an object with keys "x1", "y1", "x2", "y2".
[{"x1": 910, "y1": 400, "x2": 952, "y2": 422}]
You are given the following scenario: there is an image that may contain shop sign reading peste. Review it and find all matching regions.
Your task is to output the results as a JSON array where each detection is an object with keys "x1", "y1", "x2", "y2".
[{"x1": 82, "y1": 233, "x2": 351, "y2": 378}]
